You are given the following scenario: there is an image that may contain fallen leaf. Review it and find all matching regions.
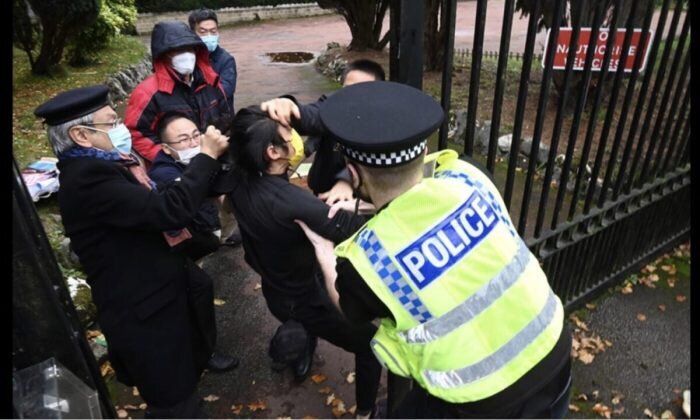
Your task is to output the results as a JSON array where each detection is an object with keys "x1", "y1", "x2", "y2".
[
  {"x1": 676, "y1": 295, "x2": 687, "y2": 303},
  {"x1": 213, "y1": 298, "x2": 226, "y2": 306},
  {"x1": 123, "y1": 404, "x2": 139, "y2": 410},
  {"x1": 248, "y1": 400, "x2": 267, "y2": 412},
  {"x1": 331, "y1": 400, "x2": 346, "y2": 417},
  {"x1": 117, "y1": 409, "x2": 128, "y2": 419},
  {"x1": 637, "y1": 313, "x2": 647, "y2": 321},
  {"x1": 612, "y1": 407, "x2": 625, "y2": 416},
  {"x1": 611, "y1": 396, "x2": 621, "y2": 405},
  {"x1": 326, "y1": 394, "x2": 336, "y2": 406},
  {"x1": 231, "y1": 404, "x2": 243, "y2": 415},
  {"x1": 621, "y1": 283, "x2": 634, "y2": 294},
  {"x1": 100, "y1": 362, "x2": 114, "y2": 377},
  {"x1": 311, "y1": 373, "x2": 328, "y2": 384},
  {"x1": 576, "y1": 393, "x2": 588, "y2": 401},
  {"x1": 318, "y1": 386, "x2": 332, "y2": 395},
  {"x1": 592, "y1": 403, "x2": 611, "y2": 418},
  {"x1": 592, "y1": 390, "x2": 600, "y2": 399},
  {"x1": 571, "y1": 337, "x2": 581, "y2": 351},
  {"x1": 138, "y1": 403, "x2": 147, "y2": 410},
  {"x1": 86, "y1": 329, "x2": 102, "y2": 338},
  {"x1": 254, "y1": 283, "x2": 262, "y2": 291},
  {"x1": 661, "y1": 265, "x2": 677, "y2": 275},
  {"x1": 348, "y1": 405, "x2": 357, "y2": 415},
  {"x1": 667, "y1": 277, "x2": 676, "y2": 288},
  {"x1": 644, "y1": 408, "x2": 654, "y2": 418},
  {"x1": 331, "y1": 398, "x2": 344, "y2": 408},
  {"x1": 648, "y1": 273, "x2": 660, "y2": 282},
  {"x1": 578, "y1": 350, "x2": 595, "y2": 364},
  {"x1": 585, "y1": 302, "x2": 597, "y2": 310},
  {"x1": 569, "y1": 404, "x2": 580, "y2": 412},
  {"x1": 569, "y1": 314, "x2": 590, "y2": 331},
  {"x1": 604, "y1": 339, "x2": 613, "y2": 347},
  {"x1": 646, "y1": 264, "x2": 657, "y2": 273},
  {"x1": 203, "y1": 395, "x2": 220, "y2": 402},
  {"x1": 346, "y1": 371, "x2": 356, "y2": 384},
  {"x1": 658, "y1": 304, "x2": 667, "y2": 312},
  {"x1": 660, "y1": 410, "x2": 675, "y2": 419}
]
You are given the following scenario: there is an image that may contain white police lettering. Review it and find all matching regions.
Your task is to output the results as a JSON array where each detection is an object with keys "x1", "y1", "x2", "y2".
[{"x1": 397, "y1": 191, "x2": 499, "y2": 289}]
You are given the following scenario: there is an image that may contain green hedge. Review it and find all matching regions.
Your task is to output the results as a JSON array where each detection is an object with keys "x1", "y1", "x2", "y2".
[{"x1": 136, "y1": 0, "x2": 316, "y2": 14}]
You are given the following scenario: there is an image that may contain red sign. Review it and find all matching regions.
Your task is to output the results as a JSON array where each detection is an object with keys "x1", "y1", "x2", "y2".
[{"x1": 544, "y1": 28, "x2": 654, "y2": 72}]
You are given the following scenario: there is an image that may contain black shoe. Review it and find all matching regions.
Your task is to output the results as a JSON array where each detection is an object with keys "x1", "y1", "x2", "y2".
[
  {"x1": 207, "y1": 352, "x2": 239, "y2": 373},
  {"x1": 293, "y1": 337, "x2": 317, "y2": 382}
]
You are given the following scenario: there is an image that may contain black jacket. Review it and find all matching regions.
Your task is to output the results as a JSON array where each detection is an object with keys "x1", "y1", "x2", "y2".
[
  {"x1": 57, "y1": 153, "x2": 220, "y2": 405},
  {"x1": 226, "y1": 172, "x2": 365, "y2": 297}
]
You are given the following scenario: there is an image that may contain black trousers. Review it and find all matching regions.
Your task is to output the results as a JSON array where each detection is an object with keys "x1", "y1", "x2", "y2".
[
  {"x1": 263, "y1": 283, "x2": 382, "y2": 412},
  {"x1": 186, "y1": 262, "x2": 217, "y2": 355},
  {"x1": 392, "y1": 358, "x2": 572, "y2": 419}
]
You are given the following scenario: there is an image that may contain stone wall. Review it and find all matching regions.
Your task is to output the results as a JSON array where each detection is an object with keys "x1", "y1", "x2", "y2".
[
  {"x1": 104, "y1": 56, "x2": 153, "y2": 103},
  {"x1": 136, "y1": 3, "x2": 334, "y2": 34}
]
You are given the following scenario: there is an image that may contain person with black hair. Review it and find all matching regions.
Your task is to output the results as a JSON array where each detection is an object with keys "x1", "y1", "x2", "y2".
[
  {"x1": 125, "y1": 20, "x2": 231, "y2": 164},
  {"x1": 188, "y1": 8, "x2": 237, "y2": 111},
  {"x1": 219, "y1": 106, "x2": 383, "y2": 418},
  {"x1": 261, "y1": 59, "x2": 385, "y2": 204}
]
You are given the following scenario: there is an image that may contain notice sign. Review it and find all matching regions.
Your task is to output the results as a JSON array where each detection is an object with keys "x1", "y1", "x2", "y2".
[{"x1": 544, "y1": 27, "x2": 654, "y2": 72}]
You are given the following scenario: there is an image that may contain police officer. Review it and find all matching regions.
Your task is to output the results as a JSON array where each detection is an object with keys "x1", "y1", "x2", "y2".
[
  {"x1": 297, "y1": 81, "x2": 573, "y2": 418},
  {"x1": 35, "y1": 85, "x2": 230, "y2": 418}
]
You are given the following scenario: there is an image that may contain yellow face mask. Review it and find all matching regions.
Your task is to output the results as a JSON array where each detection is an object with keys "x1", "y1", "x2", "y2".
[{"x1": 288, "y1": 129, "x2": 305, "y2": 169}]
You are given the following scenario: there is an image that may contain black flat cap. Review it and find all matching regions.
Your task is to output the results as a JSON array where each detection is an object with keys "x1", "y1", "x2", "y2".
[
  {"x1": 34, "y1": 85, "x2": 110, "y2": 126},
  {"x1": 319, "y1": 81, "x2": 444, "y2": 167}
]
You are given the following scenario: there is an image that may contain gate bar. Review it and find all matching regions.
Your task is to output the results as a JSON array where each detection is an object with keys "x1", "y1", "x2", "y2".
[
  {"x1": 551, "y1": 3, "x2": 606, "y2": 228},
  {"x1": 637, "y1": 15, "x2": 690, "y2": 186},
  {"x1": 463, "y1": 0, "x2": 488, "y2": 157},
  {"x1": 534, "y1": 0, "x2": 584, "y2": 237},
  {"x1": 646, "y1": 51, "x2": 690, "y2": 180},
  {"x1": 623, "y1": 4, "x2": 685, "y2": 194},
  {"x1": 486, "y1": 0, "x2": 516, "y2": 173},
  {"x1": 612, "y1": 0, "x2": 672, "y2": 200},
  {"x1": 438, "y1": 0, "x2": 457, "y2": 150},
  {"x1": 503, "y1": 0, "x2": 542, "y2": 208},
  {"x1": 519, "y1": 0, "x2": 566, "y2": 236},
  {"x1": 568, "y1": 0, "x2": 622, "y2": 221},
  {"x1": 663, "y1": 98, "x2": 690, "y2": 172},
  {"x1": 584, "y1": 0, "x2": 640, "y2": 212},
  {"x1": 596, "y1": 0, "x2": 656, "y2": 207}
]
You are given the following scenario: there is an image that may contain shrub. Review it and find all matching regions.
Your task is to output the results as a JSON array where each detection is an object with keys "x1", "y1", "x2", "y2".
[{"x1": 67, "y1": 0, "x2": 138, "y2": 66}]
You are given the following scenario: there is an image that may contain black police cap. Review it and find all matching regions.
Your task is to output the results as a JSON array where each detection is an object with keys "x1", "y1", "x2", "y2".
[
  {"x1": 319, "y1": 81, "x2": 444, "y2": 168},
  {"x1": 34, "y1": 85, "x2": 111, "y2": 126}
]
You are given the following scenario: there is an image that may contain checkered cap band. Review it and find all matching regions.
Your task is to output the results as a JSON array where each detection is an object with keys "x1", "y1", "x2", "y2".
[{"x1": 341, "y1": 141, "x2": 428, "y2": 167}]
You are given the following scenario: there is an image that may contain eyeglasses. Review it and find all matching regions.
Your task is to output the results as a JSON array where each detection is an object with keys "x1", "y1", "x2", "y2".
[
  {"x1": 164, "y1": 132, "x2": 201, "y2": 146},
  {"x1": 82, "y1": 118, "x2": 122, "y2": 130}
]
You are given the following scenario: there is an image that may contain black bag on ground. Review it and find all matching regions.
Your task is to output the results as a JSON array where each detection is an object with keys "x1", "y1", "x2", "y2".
[{"x1": 268, "y1": 320, "x2": 309, "y2": 364}]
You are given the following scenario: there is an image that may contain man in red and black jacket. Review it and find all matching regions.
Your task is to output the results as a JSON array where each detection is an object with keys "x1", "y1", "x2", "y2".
[{"x1": 125, "y1": 20, "x2": 232, "y2": 164}]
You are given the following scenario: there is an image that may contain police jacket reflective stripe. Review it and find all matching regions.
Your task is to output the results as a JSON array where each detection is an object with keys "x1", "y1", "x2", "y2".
[{"x1": 335, "y1": 150, "x2": 564, "y2": 403}]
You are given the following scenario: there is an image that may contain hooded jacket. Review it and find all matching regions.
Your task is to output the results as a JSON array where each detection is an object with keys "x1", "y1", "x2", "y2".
[{"x1": 125, "y1": 21, "x2": 231, "y2": 163}]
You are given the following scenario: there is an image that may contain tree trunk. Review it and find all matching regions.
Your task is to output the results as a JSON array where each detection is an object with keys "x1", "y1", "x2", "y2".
[
  {"x1": 318, "y1": 0, "x2": 390, "y2": 51},
  {"x1": 423, "y1": 0, "x2": 445, "y2": 71}
]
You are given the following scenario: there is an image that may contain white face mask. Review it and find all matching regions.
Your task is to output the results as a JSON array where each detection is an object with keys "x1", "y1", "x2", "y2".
[
  {"x1": 170, "y1": 52, "x2": 196, "y2": 75},
  {"x1": 168, "y1": 144, "x2": 200, "y2": 165}
]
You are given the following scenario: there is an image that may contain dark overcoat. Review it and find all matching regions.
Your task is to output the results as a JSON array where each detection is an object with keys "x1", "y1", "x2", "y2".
[{"x1": 57, "y1": 153, "x2": 220, "y2": 406}]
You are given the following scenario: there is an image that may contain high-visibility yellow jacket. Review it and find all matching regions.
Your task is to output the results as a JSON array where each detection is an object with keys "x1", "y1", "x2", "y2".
[{"x1": 335, "y1": 150, "x2": 564, "y2": 403}]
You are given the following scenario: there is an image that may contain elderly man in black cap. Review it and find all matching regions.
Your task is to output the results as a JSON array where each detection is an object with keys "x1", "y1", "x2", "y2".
[
  {"x1": 35, "y1": 85, "x2": 231, "y2": 418},
  {"x1": 125, "y1": 20, "x2": 231, "y2": 164},
  {"x1": 297, "y1": 81, "x2": 573, "y2": 418}
]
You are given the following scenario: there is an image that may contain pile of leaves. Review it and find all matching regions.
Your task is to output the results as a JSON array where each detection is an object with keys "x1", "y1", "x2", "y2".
[{"x1": 569, "y1": 312, "x2": 612, "y2": 365}]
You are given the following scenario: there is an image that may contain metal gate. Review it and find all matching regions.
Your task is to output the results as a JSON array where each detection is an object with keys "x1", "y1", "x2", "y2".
[{"x1": 391, "y1": 0, "x2": 690, "y2": 312}]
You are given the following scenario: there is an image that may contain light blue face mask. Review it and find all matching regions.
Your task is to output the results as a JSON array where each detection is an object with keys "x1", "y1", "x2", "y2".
[
  {"x1": 108, "y1": 124, "x2": 133, "y2": 154},
  {"x1": 201, "y1": 35, "x2": 219, "y2": 53},
  {"x1": 81, "y1": 123, "x2": 132, "y2": 154}
]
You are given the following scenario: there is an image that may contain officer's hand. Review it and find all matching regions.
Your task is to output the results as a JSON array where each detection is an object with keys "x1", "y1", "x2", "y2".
[
  {"x1": 318, "y1": 180, "x2": 353, "y2": 205},
  {"x1": 295, "y1": 219, "x2": 334, "y2": 257},
  {"x1": 327, "y1": 199, "x2": 376, "y2": 219},
  {"x1": 261, "y1": 98, "x2": 300, "y2": 128},
  {"x1": 200, "y1": 126, "x2": 230, "y2": 159}
]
